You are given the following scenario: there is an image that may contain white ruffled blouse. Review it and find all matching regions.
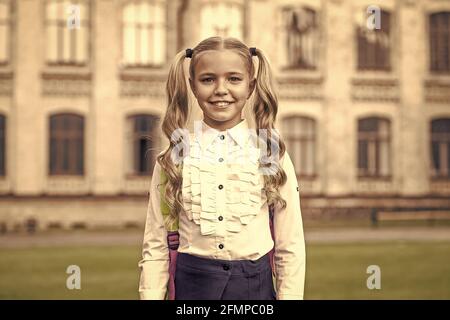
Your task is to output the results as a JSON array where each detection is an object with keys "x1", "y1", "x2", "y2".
[
  {"x1": 181, "y1": 119, "x2": 267, "y2": 236},
  {"x1": 139, "y1": 118, "x2": 306, "y2": 301}
]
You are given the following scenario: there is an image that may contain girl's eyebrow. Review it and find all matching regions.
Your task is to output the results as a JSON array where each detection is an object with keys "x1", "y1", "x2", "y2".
[{"x1": 198, "y1": 72, "x2": 244, "y2": 77}]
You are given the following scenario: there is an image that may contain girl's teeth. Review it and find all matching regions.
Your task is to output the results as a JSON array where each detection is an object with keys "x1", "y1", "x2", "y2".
[{"x1": 213, "y1": 102, "x2": 231, "y2": 106}]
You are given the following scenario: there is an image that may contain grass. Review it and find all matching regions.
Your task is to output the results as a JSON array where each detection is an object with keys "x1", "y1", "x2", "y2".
[{"x1": 0, "y1": 241, "x2": 449, "y2": 299}]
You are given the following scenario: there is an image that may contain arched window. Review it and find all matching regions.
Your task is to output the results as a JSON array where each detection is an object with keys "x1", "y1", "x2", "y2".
[
  {"x1": 281, "y1": 6, "x2": 319, "y2": 69},
  {"x1": 200, "y1": 1, "x2": 243, "y2": 40},
  {"x1": 49, "y1": 114, "x2": 84, "y2": 175},
  {"x1": 0, "y1": 0, "x2": 11, "y2": 65},
  {"x1": 429, "y1": 12, "x2": 450, "y2": 72},
  {"x1": 356, "y1": 9, "x2": 391, "y2": 70},
  {"x1": 357, "y1": 117, "x2": 391, "y2": 177},
  {"x1": 122, "y1": 0, "x2": 167, "y2": 66},
  {"x1": 125, "y1": 114, "x2": 160, "y2": 175},
  {"x1": 281, "y1": 116, "x2": 316, "y2": 177},
  {"x1": 431, "y1": 118, "x2": 450, "y2": 178},
  {"x1": 0, "y1": 114, "x2": 5, "y2": 176},
  {"x1": 45, "y1": 0, "x2": 90, "y2": 65}
]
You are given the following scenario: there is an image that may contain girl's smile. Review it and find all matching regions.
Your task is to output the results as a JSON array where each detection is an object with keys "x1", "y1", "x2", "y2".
[{"x1": 189, "y1": 50, "x2": 255, "y2": 131}]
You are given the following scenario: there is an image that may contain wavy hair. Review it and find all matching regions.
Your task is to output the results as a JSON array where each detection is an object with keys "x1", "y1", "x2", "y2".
[{"x1": 157, "y1": 36, "x2": 287, "y2": 229}]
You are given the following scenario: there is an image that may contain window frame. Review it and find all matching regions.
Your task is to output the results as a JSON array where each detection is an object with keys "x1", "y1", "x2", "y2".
[
  {"x1": 49, "y1": 113, "x2": 85, "y2": 176},
  {"x1": 429, "y1": 11, "x2": 450, "y2": 73},
  {"x1": 356, "y1": 9, "x2": 392, "y2": 71},
  {"x1": 120, "y1": 0, "x2": 168, "y2": 68},
  {"x1": 357, "y1": 117, "x2": 392, "y2": 178},
  {"x1": 430, "y1": 118, "x2": 450, "y2": 179},
  {"x1": 44, "y1": 0, "x2": 91, "y2": 67},
  {"x1": 126, "y1": 114, "x2": 160, "y2": 177},
  {"x1": 281, "y1": 115, "x2": 317, "y2": 179}
]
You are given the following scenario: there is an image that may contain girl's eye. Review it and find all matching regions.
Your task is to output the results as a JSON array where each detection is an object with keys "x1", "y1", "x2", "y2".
[
  {"x1": 201, "y1": 78, "x2": 213, "y2": 83},
  {"x1": 230, "y1": 77, "x2": 242, "y2": 82}
]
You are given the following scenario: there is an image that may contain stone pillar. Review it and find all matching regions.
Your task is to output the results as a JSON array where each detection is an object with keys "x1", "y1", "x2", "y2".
[
  {"x1": 91, "y1": 0, "x2": 120, "y2": 194},
  {"x1": 398, "y1": 1, "x2": 428, "y2": 195},
  {"x1": 13, "y1": 0, "x2": 44, "y2": 194},
  {"x1": 322, "y1": 0, "x2": 353, "y2": 195}
]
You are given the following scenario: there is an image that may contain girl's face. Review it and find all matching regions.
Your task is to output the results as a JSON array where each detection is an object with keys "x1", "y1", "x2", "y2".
[{"x1": 189, "y1": 50, "x2": 256, "y2": 131}]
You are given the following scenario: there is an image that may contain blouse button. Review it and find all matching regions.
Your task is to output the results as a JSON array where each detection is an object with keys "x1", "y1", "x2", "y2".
[
  {"x1": 218, "y1": 216, "x2": 223, "y2": 221},
  {"x1": 223, "y1": 265, "x2": 230, "y2": 271},
  {"x1": 218, "y1": 184, "x2": 223, "y2": 190},
  {"x1": 218, "y1": 157, "x2": 224, "y2": 162},
  {"x1": 218, "y1": 244, "x2": 224, "y2": 249},
  {"x1": 220, "y1": 134, "x2": 225, "y2": 140}
]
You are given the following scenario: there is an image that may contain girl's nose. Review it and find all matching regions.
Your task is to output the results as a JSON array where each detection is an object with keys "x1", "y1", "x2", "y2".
[{"x1": 214, "y1": 80, "x2": 228, "y2": 95}]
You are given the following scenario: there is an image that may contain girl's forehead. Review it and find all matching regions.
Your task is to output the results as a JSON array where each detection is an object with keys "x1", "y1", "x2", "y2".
[{"x1": 194, "y1": 50, "x2": 248, "y2": 74}]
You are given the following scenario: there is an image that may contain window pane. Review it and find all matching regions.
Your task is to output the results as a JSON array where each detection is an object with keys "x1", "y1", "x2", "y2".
[
  {"x1": 358, "y1": 140, "x2": 368, "y2": 171},
  {"x1": 379, "y1": 140, "x2": 390, "y2": 176},
  {"x1": 76, "y1": 26, "x2": 87, "y2": 63},
  {"x1": 140, "y1": 27, "x2": 150, "y2": 65},
  {"x1": 124, "y1": 25, "x2": 136, "y2": 64}
]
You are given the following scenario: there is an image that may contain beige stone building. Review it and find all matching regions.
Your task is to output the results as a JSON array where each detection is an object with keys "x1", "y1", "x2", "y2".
[{"x1": 0, "y1": 0, "x2": 449, "y2": 231}]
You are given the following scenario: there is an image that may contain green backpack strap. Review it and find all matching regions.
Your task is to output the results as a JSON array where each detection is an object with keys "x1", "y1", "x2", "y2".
[{"x1": 159, "y1": 168, "x2": 179, "y2": 232}]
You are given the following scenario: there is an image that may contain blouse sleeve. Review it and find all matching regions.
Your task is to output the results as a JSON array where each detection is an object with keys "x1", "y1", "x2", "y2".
[
  {"x1": 273, "y1": 151, "x2": 307, "y2": 300},
  {"x1": 138, "y1": 161, "x2": 169, "y2": 300}
]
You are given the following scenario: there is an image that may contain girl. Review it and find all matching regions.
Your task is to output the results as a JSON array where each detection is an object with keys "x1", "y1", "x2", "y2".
[{"x1": 138, "y1": 36, "x2": 306, "y2": 300}]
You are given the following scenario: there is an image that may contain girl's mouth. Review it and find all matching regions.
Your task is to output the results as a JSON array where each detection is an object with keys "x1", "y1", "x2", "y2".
[{"x1": 210, "y1": 101, "x2": 233, "y2": 108}]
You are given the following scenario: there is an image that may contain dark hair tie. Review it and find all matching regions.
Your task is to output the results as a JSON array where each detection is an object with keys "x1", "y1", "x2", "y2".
[
  {"x1": 249, "y1": 47, "x2": 257, "y2": 56},
  {"x1": 185, "y1": 48, "x2": 193, "y2": 58}
]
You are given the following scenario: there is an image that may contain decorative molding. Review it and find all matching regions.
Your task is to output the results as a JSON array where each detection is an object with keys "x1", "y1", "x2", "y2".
[
  {"x1": 276, "y1": 76, "x2": 323, "y2": 100},
  {"x1": 41, "y1": 72, "x2": 92, "y2": 97},
  {"x1": 424, "y1": 79, "x2": 450, "y2": 104},
  {"x1": 46, "y1": 176, "x2": 90, "y2": 195},
  {"x1": 120, "y1": 73, "x2": 166, "y2": 97},
  {"x1": 430, "y1": 180, "x2": 450, "y2": 194},
  {"x1": 298, "y1": 178, "x2": 321, "y2": 195},
  {"x1": 351, "y1": 78, "x2": 399, "y2": 102},
  {"x1": 122, "y1": 176, "x2": 150, "y2": 194},
  {"x1": 355, "y1": 179, "x2": 396, "y2": 194},
  {"x1": 0, "y1": 72, "x2": 13, "y2": 96}
]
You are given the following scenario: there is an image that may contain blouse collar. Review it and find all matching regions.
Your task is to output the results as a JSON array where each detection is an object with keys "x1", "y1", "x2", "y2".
[{"x1": 195, "y1": 118, "x2": 254, "y2": 151}]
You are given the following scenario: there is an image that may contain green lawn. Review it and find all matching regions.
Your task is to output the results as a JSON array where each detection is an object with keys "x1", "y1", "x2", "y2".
[{"x1": 0, "y1": 242, "x2": 449, "y2": 299}]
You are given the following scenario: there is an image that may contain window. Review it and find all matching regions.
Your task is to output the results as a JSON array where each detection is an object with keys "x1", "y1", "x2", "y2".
[
  {"x1": 122, "y1": 1, "x2": 166, "y2": 67},
  {"x1": 282, "y1": 116, "x2": 316, "y2": 177},
  {"x1": 0, "y1": 0, "x2": 11, "y2": 65},
  {"x1": 126, "y1": 115, "x2": 160, "y2": 175},
  {"x1": 431, "y1": 119, "x2": 450, "y2": 178},
  {"x1": 49, "y1": 114, "x2": 84, "y2": 175},
  {"x1": 430, "y1": 12, "x2": 450, "y2": 72},
  {"x1": 0, "y1": 114, "x2": 5, "y2": 176},
  {"x1": 281, "y1": 6, "x2": 318, "y2": 69},
  {"x1": 357, "y1": 10, "x2": 391, "y2": 70},
  {"x1": 45, "y1": 0, "x2": 90, "y2": 65},
  {"x1": 200, "y1": 1, "x2": 243, "y2": 40},
  {"x1": 357, "y1": 117, "x2": 391, "y2": 177}
]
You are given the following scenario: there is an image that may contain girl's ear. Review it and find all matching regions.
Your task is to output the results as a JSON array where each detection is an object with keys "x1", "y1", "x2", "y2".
[
  {"x1": 189, "y1": 78, "x2": 197, "y2": 97},
  {"x1": 247, "y1": 78, "x2": 256, "y2": 99}
]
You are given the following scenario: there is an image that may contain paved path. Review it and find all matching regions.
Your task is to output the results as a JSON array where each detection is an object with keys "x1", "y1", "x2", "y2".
[{"x1": 1, "y1": 227, "x2": 450, "y2": 248}]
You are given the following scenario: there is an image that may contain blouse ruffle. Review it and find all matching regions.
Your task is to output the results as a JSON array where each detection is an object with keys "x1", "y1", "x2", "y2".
[{"x1": 182, "y1": 133, "x2": 267, "y2": 236}]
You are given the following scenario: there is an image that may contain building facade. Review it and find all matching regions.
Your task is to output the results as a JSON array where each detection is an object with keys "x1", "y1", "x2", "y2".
[{"x1": 0, "y1": 0, "x2": 449, "y2": 231}]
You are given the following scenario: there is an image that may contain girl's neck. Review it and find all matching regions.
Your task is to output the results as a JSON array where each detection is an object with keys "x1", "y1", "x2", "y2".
[{"x1": 202, "y1": 117, "x2": 244, "y2": 132}]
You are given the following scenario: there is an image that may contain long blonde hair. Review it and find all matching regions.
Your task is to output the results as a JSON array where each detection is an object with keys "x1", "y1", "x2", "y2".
[{"x1": 157, "y1": 36, "x2": 287, "y2": 229}]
